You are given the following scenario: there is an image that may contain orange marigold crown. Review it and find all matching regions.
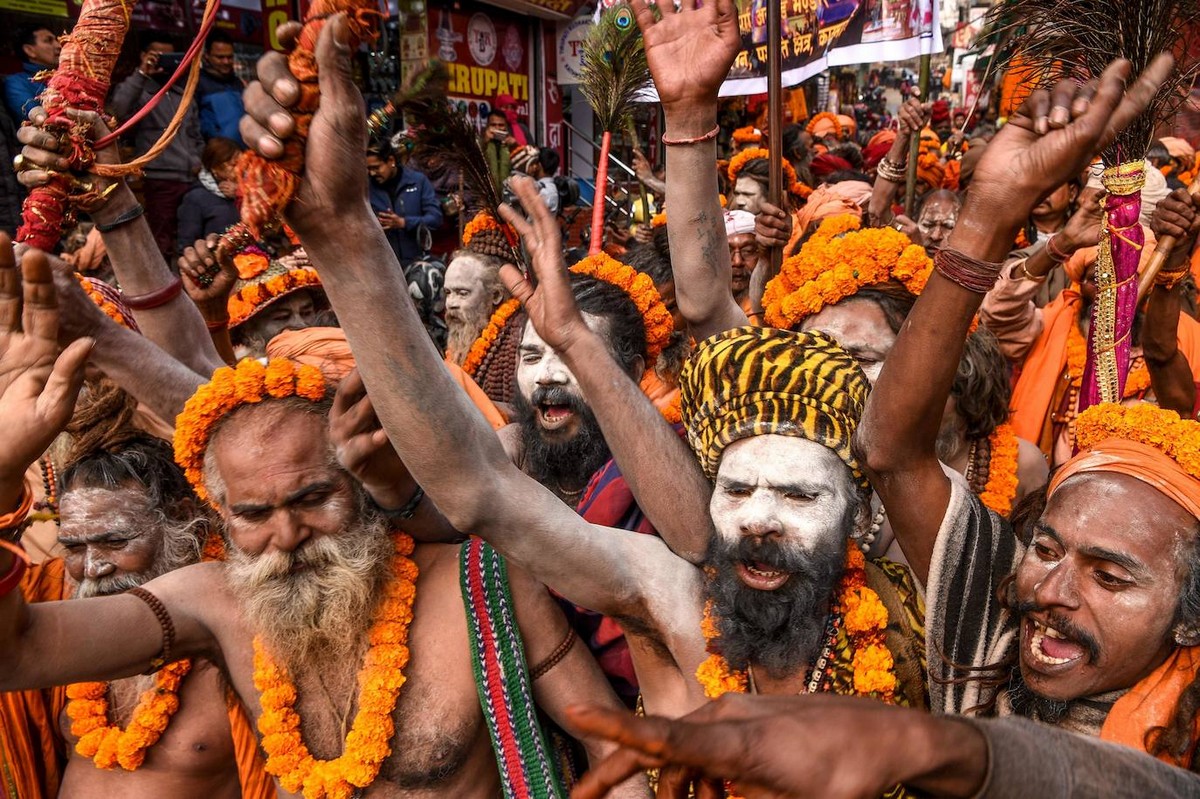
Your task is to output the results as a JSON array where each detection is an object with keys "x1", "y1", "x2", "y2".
[
  {"x1": 731, "y1": 126, "x2": 762, "y2": 144},
  {"x1": 762, "y1": 215, "x2": 932, "y2": 330},
  {"x1": 806, "y1": 111, "x2": 843, "y2": 139},
  {"x1": 227, "y1": 250, "x2": 323, "y2": 329},
  {"x1": 570, "y1": 252, "x2": 674, "y2": 368},
  {"x1": 1074, "y1": 403, "x2": 1200, "y2": 481},
  {"x1": 727, "y1": 147, "x2": 808, "y2": 198},
  {"x1": 174, "y1": 358, "x2": 327, "y2": 504},
  {"x1": 463, "y1": 211, "x2": 518, "y2": 250}
]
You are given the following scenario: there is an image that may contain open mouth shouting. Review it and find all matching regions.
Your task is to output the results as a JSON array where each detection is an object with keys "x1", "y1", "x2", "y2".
[
  {"x1": 1022, "y1": 616, "x2": 1090, "y2": 672},
  {"x1": 735, "y1": 559, "x2": 791, "y2": 591},
  {"x1": 537, "y1": 402, "x2": 576, "y2": 432}
]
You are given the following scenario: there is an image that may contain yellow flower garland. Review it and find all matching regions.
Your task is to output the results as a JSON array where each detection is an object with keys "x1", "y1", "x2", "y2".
[
  {"x1": 979, "y1": 423, "x2": 1020, "y2": 517},
  {"x1": 66, "y1": 660, "x2": 193, "y2": 771},
  {"x1": 1075, "y1": 403, "x2": 1200, "y2": 480},
  {"x1": 762, "y1": 215, "x2": 932, "y2": 330},
  {"x1": 570, "y1": 252, "x2": 675, "y2": 369},
  {"x1": 461, "y1": 298, "x2": 522, "y2": 379},
  {"x1": 254, "y1": 532, "x2": 419, "y2": 799},
  {"x1": 696, "y1": 542, "x2": 898, "y2": 702},
  {"x1": 174, "y1": 358, "x2": 328, "y2": 505}
]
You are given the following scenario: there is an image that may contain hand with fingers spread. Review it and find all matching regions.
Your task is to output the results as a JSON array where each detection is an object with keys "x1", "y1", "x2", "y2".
[
  {"x1": 0, "y1": 237, "x2": 92, "y2": 496},
  {"x1": 239, "y1": 17, "x2": 374, "y2": 237},
  {"x1": 179, "y1": 234, "x2": 238, "y2": 320},
  {"x1": 630, "y1": 0, "x2": 741, "y2": 116},
  {"x1": 498, "y1": 176, "x2": 590, "y2": 357}
]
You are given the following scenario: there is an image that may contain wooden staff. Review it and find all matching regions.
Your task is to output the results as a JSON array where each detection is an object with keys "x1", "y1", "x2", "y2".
[
  {"x1": 1137, "y1": 172, "x2": 1200, "y2": 301},
  {"x1": 766, "y1": 0, "x2": 784, "y2": 277},
  {"x1": 904, "y1": 53, "x2": 932, "y2": 216}
]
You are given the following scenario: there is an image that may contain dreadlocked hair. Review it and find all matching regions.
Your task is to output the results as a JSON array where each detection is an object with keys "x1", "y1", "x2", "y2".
[
  {"x1": 1147, "y1": 519, "x2": 1200, "y2": 770},
  {"x1": 570, "y1": 271, "x2": 646, "y2": 375},
  {"x1": 476, "y1": 310, "x2": 526, "y2": 404},
  {"x1": 952, "y1": 328, "x2": 1013, "y2": 441},
  {"x1": 465, "y1": 229, "x2": 516, "y2": 261},
  {"x1": 63, "y1": 379, "x2": 143, "y2": 471},
  {"x1": 61, "y1": 435, "x2": 200, "y2": 528}
]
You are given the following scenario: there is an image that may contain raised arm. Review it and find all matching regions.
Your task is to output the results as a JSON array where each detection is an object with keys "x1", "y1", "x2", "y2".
[
  {"x1": 867, "y1": 98, "x2": 927, "y2": 227},
  {"x1": 632, "y1": 0, "x2": 747, "y2": 341},
  {"x1": 1143, "y1": 187, "x2": 1200, "y2": 417},
  {"x1": 238, "y1": 17, "x2": 689, "y2": 621},
  {"x1": 856, "y1": 58, "x2": 1175, "y2": 583},
  {"x1": 500, "y1": 177, "x2": 715, "y2": 563},
  {"x1": 15, "y1": 109, "x2": 224, "y2": 376},
  {"x1": 0, "y1": 242, "x2": 218, "y2": 691}
]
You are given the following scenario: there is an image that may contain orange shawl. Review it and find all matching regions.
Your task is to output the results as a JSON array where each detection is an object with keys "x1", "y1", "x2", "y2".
[
  {"x1": 1101, "y1": 646, "x2": 1200, "y2": 767},
  {"x1": 1009, "y1": 289, "x2": 1200, "y2": 447}
]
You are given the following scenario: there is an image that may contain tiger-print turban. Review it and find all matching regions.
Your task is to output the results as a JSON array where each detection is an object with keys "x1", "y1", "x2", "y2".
[{"x1": 679, "y1": 326, "x2": 869, "y2": 485}]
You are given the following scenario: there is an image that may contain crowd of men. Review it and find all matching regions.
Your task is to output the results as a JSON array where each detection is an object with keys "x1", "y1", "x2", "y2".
[{"x1": 3, "y1": 1, "x2": 1200, "y2": 797}]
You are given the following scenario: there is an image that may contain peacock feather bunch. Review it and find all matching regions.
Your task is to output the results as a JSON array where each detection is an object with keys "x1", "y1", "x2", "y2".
[{"x1": 579, "y1": 4, "x2": 652, "y2": 254}]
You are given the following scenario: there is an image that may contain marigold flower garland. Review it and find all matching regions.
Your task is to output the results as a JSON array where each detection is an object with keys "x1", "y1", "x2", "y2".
[
  {"x1": 762, "y1": 215, "x2": 932, "y2": 330},
  {"x1": 76, "y1": 275, "x2": 131, "y2": 329},
  {"x1": 805, "y1": 111, "x2": 842, "y2": 140},
  {"x1": 570, "y1": 252, "x2": 675, "y2": 368},
  {"x1": 66, "y1": 660, "x2": 193, "y2": 771},
  {"x1": 227, "y1": 266, "x2": 323, "y2": 328},
  {"x1": 727, "y1": 147, "x2": 809, "y2": 199},
  {"x1": 979, "y1": 423, "x2": 1020, "y2": 517},
  {"x1": 1075, "y1": 403, "x2": 1200, "y2": 480},
  {"x1": 462, "y1": 211, "x2": 518, "y2": 249},
  {"x1": 696, "y1": 541, "x2": 898, "y2": 702},
  {"x1": 731, "y1": 126, "x2": 762, "y2": 144},
  {"x1": 254, "y1": 532, "x2": 419, "y2": 799},
  {"x1": 461, "y1": 298, "x2": 522, "y2": 379},
  {"x1": 174, "y1": 358, "x2": 327, "y2": 504},
  {"x1": 1061, "y1": 317, "x2": 1151, "y2": 447}
]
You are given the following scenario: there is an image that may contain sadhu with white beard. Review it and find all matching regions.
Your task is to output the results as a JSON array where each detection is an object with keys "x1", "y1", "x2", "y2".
[{"x1": 0, "y1": 246, "x2": 645, "y2": 799}]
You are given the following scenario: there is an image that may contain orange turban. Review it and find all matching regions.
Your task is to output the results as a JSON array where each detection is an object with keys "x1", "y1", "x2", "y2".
[
  {"x1": 1049, "y1": 439, "x2": 1200, "y2": 520},
  {"x1": 916, "y1": 152, "x2": 945, "y2": 192},
  {"x1": 793, "y1": 182, "x2": 870, "y2": 235},
  {"x1": 265, "y1": 327, "x2": 507, "y2": 430}
]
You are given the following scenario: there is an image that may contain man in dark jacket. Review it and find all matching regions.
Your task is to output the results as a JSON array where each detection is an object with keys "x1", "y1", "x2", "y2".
[
  {"x1": 366, "y1": 138, "x2": 442, "y2": 267},
  {"x1": 109, "y1": 34, "x2": 203, "y2": 258},
  {"x1": 196, "y1": 31, "x2": 244, "y2": 144},
  {"x1": 4, "y1": 25, "x2": 60, "y2": 122}
]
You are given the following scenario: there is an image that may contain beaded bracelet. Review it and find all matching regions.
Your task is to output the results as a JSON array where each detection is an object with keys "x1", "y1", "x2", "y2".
[
  {"x1": 875, "y1": 158, "x2": 907, "y2": 183},
  {"x1": 530, "y1": 627, "x2": 577, "y2": 681},
  {"x1": 124, "y1": 276, "x2": 182, "y2": 310},
  {"x1": 376, "y1": 485, "x2": 425, "y2": 520},
  {"x1": 129, "y1": 586, "x2": 176, "y2": 674},
  {"x1": 94, "y1": 203, "x2": 145, "y2": 233},
  {"x1": 661, "y1": 125, "x2": 720, "y2": 146},
  {"x1": 934, "y1": 248, "x2": 1004, "y2": 294}
]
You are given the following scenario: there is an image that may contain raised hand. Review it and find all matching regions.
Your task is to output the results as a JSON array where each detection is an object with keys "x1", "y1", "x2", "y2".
[
  {"x1": 497, "y1": 176, "x2": 590, "y2": 356},
  {"x1": 330, "y1": 368, "x2": 413, "y2": 510},
  {"x1": 630, "y1": 0, "x2": 741, "y2": 113},
  {"x1": 239, "y1": 17, "x2": 372, "y2": 237},
  {"x1": 0, "y1": 237, "x2": 92, "y2": 486},
  {"x1": 15, "y1": 108, "x2": 122, "y2": 213},
  {"x1": 894, "y1": 97, "x2": 929, "y2": 137},
  {"x1": 1058, "y1": 186, "x2": 1106, "y2": 251},
  {"x1": 179, "y1": 234, "x2": 238, "y2": 319},
  {"x1": 968, "y1": 56, "x2": 1174, "y2": 233}
]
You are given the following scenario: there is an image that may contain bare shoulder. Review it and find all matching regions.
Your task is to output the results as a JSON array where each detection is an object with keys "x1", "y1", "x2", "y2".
[
  {"x1": 1015, "y1": 437, "x2": 1049, "y2": 499},
  {"x1": 498, "y1": 423, "x2": 524, "y2": 466},
  {"x1": 139, "y1": 561, "x2": 242, "y2": 659}
]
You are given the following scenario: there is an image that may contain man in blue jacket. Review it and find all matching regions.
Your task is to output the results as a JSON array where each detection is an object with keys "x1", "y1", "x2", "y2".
[
  {"x1": 196, "y1": 31, "x2": 244, "y2": 144},
  {"x1": 367, "y1": 137, "x2": 442, "y2": 267},
  {"x1": 4, "y1": 25, "x2": 61, "y2": 122}
]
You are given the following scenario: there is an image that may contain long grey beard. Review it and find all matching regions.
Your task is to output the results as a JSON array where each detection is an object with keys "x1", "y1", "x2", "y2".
[
  {"x1": 225, "y1": 514, "x2": 395, "y2": 670},
  {"x1": 445, "y1": 307, "x2": 493, "y2": 365}
]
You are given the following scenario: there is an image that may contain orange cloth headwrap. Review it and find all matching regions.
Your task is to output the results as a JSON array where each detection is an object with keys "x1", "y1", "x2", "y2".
[
  {"x1": 793, "y1": 181, "x2": 870, "y2": 236},
  {"x1": 1048, "y1": 438, "x2": 1200, "y2": 520}
]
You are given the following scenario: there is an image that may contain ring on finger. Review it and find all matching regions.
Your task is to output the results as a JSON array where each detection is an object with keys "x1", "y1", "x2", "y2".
[{"x1": 12, "y1": 154, "x2": 27, "y2": 171}]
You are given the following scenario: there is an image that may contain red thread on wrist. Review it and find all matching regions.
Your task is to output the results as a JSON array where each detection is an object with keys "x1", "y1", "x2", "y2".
[
  {"x1": 661, "y1": 126, "x2": 720, "y2": 146},
  {"x1": 934, "y1": 248, "x2": 1003, "y2": 294},
  {"x1": 1046, "y1": 235, "x2": 1070, "y2": 264}
]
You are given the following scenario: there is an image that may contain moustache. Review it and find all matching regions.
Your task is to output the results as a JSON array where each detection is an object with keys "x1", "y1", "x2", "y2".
[
  {"x1": 531, "y1": 385, "x2": 585, "y2": 412},
  {"x1": 710, "y1": 533, "x2": 812, "y2": 575},
  {"x1": 1013, "y1": 599, "x2": 1102, "y2": 664},
  {"x1": 74, "y1": 572, "x2": 146, "y2": 599}
]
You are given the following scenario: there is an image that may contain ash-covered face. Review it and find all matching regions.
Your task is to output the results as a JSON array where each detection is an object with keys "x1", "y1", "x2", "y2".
[
  {"x1": 731, "y1": 176, "x2": 767, "y2": 215},
  {"x1": 705, "y1": 435, "x2": 865, "y2": 678},
  {"x1": 1013, "y1": 473, "x2": 1196, "y2": 704},
  {"x1": 444, "y1": 255, "x2": 502, "y2": 364},
  {"x1": 801, "y1": 297, "x2": 897, "y2": 385},
  {"x1": 59, "y1": 486, "x2": 197, "y2": 599}
]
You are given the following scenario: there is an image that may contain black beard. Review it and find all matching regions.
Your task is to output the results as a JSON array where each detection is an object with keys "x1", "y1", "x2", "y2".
[
  {"x1": 1004, "y1": 665, "x2": 1072, "y2": 725},
  {"x1": 514, "y1": 386, "x2": 611, "y2": 501},
  {"x1": 704, "y1": 530, "x2": 846, "y2": 681}
]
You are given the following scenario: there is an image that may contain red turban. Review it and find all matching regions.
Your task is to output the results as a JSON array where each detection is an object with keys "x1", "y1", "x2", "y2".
[{"x1": 811, "y1": 154, "x2": 853, "y2": 178}]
